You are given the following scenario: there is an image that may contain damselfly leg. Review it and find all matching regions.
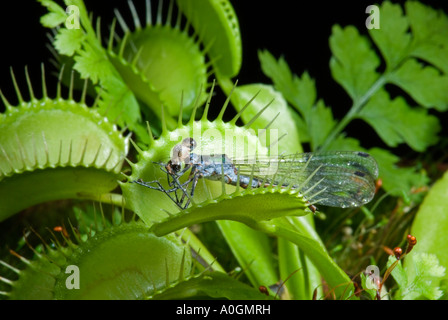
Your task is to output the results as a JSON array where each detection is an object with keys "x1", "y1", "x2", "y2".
[
  {"x1": 132, "y1": 160, "x2": 202, "y2": 210},
  {"x1": 131, "y1": 178, "x2": 187, "y2": 210},
  {"x1": 159, "y1": 164, "x2": 193, "y2": 207}
]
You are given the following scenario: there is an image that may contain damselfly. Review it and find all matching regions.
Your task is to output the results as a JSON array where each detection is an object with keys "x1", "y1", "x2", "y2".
[{"x1": 133, "y1": 138, "x2": 379, "y2": 212}]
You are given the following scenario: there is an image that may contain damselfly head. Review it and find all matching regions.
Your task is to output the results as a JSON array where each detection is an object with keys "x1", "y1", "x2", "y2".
[
  {"x1": 166, "y1": 140, "x2": 194, "y2": 174},
  {"x1": 169, "y1": 138, "x2": 197, "y2": 170}
]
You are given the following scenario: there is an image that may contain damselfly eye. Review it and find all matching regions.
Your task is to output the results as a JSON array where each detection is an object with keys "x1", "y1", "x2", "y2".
[{"x1": 182, "y1": 137, "x2": 196, "y2": 151}]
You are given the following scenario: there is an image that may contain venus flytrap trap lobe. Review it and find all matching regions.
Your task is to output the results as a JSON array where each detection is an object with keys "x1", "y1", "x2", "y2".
[
  {"x1": 107, "y1": 0, "x2": 210, "y2": 121},
  {"x1": 175, "y1": 0, "x2": 242, "y2": 78},
  {"x1": 0, "y1": 65, "x2": 129, "y2": 221},
  {"x1": 120, "y1": 83, "x2": 281, "y2": 226},
  {"x1": 0, "y1": 207, "x2": 193, "y2": 300}
]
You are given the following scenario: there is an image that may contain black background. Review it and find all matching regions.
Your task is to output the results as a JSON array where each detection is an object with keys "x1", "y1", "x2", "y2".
[{"x1": 0, "y1": 1, "x2": 447, "y2": 152}]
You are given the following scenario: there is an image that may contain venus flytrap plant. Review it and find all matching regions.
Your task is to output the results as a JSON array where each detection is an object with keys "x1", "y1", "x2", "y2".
[
  {"x1": 1, "y1": 0, "x2": 447, "y2": 301},
  {"x1": 13, "y1": 0, "x2": 369, "y2": 300},
  {"x1": 40, "y1": 0, "x2": 242, "y2": 139},
  {"x1": 175, "y1": 0, "x2": 242, "y2": 78},
  {"x1": 2, "y1": 0, "x2": 291, "y2": 300}
]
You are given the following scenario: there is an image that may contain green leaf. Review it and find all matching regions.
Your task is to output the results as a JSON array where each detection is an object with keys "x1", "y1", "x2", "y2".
[
  {"x1": 387, "y1": 255, "x2": 408, "y2": 290},
  {"x1": 54, "y1": 28, "x2": 86, "y2": 56},
  {"x1": 39, "y1": 0, "x2": 143, "y2": 136},
  {"x1": 73, "y1": 40, "x2": 143, "y2": 131},
  {"x1": 389, "y1": 59, "x2": 448, "y2": 111},
  {"x1": 308, "y1": 100, "x2": 337, "y2": 151},
  {"x1": 231, "y1": 83, "x2": 303, "y2": 154},
  {"x1": 98, "y1": 76, "x2": 142, "y2": 127},
  {"x1": 257, "y1": 50, "x2": 334, "y2": 150},
  {"x1": 290, "y1": 108, "x2": 310, "y2": 143},
  {"x1": 406, "y1": 1, "x2": 448, "y2": 74},
  {"x1": 402, "y1": 253, "x2": 445, "y2": 300},
  {"x1": 326, "y1": 134, "x2": 362, "y2": 152},
  {"x1": 258, "y1": 50, "x2": 317, "y2": 114},
  {"x1": 367, "y1": 147, "x2": 428, "y2": 198},
  {"x1": 407, "y1": 170, "x2": 448, "y2": 288},
  {"x1": 387, "y1": 253, "x2": 444, "y2": 300},
  {"x1": 73, "y1": 41, "x2": 111, "y2": 85},
  {"x1": 38, "y1": 0, "x2": 67, "y2": 28},
  {"x1": 369, "y1": 1, "x2": 411, "y2": 70},
  {"x1": 329, "y1": 25, "x2": 380, "y2": 102},
  {"x1": 358, "y1": 89, "x2": 440, "y2": 151}
]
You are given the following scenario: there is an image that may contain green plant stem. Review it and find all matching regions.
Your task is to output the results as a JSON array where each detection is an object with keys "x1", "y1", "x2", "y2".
[
  {"x1": 217, "y1": 220, "x2": 279, "y2": 292},
  {"x1": 278, "y1": 215, "x2": 323, "y2": 299},
  {"x1": 78, "y1": 192, "x2": 128, "y2": 208},
  {"x1": 253, "y1": 216, "x2": 357, "y2": 300},
  {"x1": 319, "y1": 75, "x2": 388, "y2": 151}
]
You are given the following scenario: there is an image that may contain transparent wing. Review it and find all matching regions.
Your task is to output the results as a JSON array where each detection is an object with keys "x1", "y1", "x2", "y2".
[{"x1": 233, "y1": 151, "x2": 379, "y2": 208}]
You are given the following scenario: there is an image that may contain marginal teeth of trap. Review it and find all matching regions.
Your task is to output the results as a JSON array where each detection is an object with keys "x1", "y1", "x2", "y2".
[
  {"x1": 0, "y1": 210, "x2": 192, "y2": 300},
  {"x1": 0, "y1": 67, "x2": 129, "y2": 220},
  {"x1": 107, "y1": 0, "x2": 210, "y2": 121}
]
